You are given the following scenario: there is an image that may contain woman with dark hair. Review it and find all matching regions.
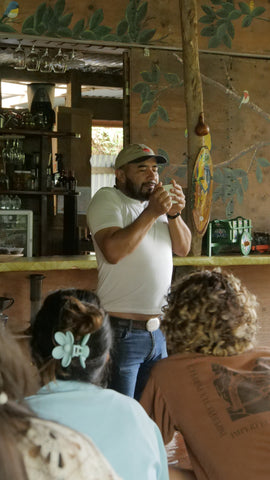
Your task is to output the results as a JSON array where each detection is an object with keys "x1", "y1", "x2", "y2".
[
  {"x1": 30, "y1": 288, "x2": 111, "y2": 387},
  {"x1": 140, "y1": 269, "x2": 270, "y2": 480},
  {"x1": 26, "y1": 288, "x2": 169, "y2": 480},
  {"x1": 0, "y1": 327, "x2": 121, "y2": 480}
]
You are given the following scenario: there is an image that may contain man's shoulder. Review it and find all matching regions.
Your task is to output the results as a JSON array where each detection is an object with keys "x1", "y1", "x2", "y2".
[
  {"x1": 87, "y1": 187, "x2": 119, "y2": 214},
  {"x1": 89, "y1": 187, "x2": 122, "y2": 206},
  {"x1": 91, "y1": 186, "x2": 116, "y2": 200}
]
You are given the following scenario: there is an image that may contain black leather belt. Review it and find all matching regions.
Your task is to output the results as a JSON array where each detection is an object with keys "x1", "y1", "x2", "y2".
[{"x1": 110, "y1": 316, "x2": 160, "y2": 332}]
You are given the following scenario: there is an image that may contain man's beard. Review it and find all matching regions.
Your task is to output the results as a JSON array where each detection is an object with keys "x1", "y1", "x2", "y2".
[{"x1": 124, "y1": 177, "x2": 155, "y2": 201}]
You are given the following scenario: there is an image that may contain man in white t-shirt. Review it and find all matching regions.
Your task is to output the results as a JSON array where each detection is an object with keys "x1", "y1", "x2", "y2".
[{"x1": 87, "y1": 144, "x2": 191, "y2": 399}]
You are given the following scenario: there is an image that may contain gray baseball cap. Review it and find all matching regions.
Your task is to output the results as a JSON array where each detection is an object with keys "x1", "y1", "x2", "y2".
[{"x1": 114, "y1": 144, "x2": 167, "y2": 169}]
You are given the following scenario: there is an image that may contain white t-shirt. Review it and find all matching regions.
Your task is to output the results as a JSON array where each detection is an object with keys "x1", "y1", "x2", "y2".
[{"x1": 87, "y1": 187, "x2": 173, "y2": 314}]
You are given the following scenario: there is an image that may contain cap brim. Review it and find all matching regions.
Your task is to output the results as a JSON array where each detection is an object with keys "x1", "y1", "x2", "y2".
[
  {"x1": 132, "y1": 154, "x2": 168, "y2": 165},
  {"x1": 154, "y1": 155, "x2": 168, "y2": 164}
]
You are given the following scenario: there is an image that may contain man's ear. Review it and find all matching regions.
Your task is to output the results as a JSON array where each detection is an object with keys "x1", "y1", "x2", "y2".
[{"x1": 115, "y1": 168, "x2": 126, "y2": 183}]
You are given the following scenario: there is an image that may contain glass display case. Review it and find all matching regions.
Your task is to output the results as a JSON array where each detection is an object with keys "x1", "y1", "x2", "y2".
[{"x1": 0, "y1": 209, "x2": 33, "y2": 256}]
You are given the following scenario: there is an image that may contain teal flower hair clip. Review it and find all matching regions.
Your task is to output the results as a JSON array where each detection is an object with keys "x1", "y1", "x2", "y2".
[{"x1": 52, "y1": 331, "x2": 90, "y2": 368}]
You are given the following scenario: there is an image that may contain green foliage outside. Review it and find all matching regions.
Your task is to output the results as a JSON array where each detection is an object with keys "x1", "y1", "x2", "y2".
[{"x1": 91, "y1": 127, "x2": 123, "y2": 155}]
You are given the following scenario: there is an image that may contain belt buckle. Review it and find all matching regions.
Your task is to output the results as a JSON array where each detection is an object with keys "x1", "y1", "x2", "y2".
[{"x1": 146, "y1": 317, "x2": 160, "y2": 332}]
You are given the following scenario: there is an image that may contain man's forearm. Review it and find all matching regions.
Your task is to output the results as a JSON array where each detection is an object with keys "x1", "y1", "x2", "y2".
[{"x1": 167, "y1": 216, "x2": 192, "y2": 257}]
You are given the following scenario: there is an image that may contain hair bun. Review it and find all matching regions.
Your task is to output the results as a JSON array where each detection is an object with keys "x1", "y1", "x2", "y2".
[{"x1": 61, "y1": 296, "x2": 104, "y2": 336}]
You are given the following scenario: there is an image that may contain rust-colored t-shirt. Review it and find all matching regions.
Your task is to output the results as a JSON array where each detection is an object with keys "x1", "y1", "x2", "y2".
[{"x1": 140, "y1": 348, "x2": 270, "y2": 480}]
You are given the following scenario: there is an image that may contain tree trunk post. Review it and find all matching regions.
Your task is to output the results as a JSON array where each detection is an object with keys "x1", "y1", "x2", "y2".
[{"x1": 179, "y1": 0, "x2": 205, "y2": 256}]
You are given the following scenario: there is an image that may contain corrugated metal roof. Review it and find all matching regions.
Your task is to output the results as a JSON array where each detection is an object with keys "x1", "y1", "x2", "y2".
[{"x1": 90, "y1": 154, "x2": 116, "y2": 196}]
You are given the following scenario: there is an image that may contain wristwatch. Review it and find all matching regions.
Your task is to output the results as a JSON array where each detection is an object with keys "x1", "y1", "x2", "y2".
[{"x1": 167, "y1": 212, "x2": 180, "y2": 219}]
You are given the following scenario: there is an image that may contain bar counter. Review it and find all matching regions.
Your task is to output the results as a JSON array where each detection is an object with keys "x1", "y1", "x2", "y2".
[
  {"x1": 1, "y1": 254, "x2": 270, "y2": 347},
  {"x1": 1, "y1": 254, "x2": 270, "y2": 272}
]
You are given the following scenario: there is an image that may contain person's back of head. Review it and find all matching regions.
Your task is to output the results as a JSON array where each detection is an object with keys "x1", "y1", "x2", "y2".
[
  {"x1": 0, "y1": 328, "x2": 121, "y2": 480},
  {"x1": 30, "y1": 289, "x2": 112, "y2": 386},
  {"x1": 162, "y1": 268, "x2": 258, "y2": 356},
  {"x1": 0, "y1": 328, "x2": 39, "y2": 480}
]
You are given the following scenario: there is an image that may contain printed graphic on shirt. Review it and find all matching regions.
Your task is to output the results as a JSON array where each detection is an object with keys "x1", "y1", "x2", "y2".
[
  {"x1": 212, "y1": 358, "x2": 270, "y2": 421},
  {"x1": 187, "y1": 363, "x2": 227, "y2": 437}
]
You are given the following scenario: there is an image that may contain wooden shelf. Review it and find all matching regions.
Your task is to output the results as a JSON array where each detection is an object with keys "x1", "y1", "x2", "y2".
[
  {"x1": 0, "y1": 190, "x2": 80, "y2": 196},
  {"x1": 0, "y1": 127, "x2": 81, "y2": 256},
  {"x1": 0, "y1": 127, "x2": 81, "y2": 138}
]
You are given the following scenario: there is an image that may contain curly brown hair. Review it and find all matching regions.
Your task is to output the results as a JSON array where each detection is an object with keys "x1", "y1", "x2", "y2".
[{"x1": 162, "y1": 269, "x2": 258, "y2": 356}]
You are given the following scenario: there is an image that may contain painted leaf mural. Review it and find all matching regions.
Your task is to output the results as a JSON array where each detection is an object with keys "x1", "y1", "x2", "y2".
[
  {"x1": 133, "y1": 63, "x2": 183, "y2": 129},
  {"x1": 5, "y1": 0, "x2": 159, "y2": 42},
  {"x1": 199, "y1": 0, "x2": 268, "y2": 49}
]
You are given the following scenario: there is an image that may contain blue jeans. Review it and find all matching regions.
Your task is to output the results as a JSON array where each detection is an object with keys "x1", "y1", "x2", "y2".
[{"x1": 108, "y1": 325, "x2": 167, "y2": 400}]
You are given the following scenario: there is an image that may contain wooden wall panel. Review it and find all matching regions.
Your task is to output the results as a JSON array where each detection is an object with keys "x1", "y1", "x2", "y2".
[
  {"x1": 129, "y1": 49, "x2": 270, "y2": 233},
  {"x1": 197, "y1": 1, "x2": 270, "y2": 56},
  {"x1": 3, "y1": 265, "x2": 270, "y2": 349},
  {"x1": 2, "y1": 0, "x2": 182, "y2": 47},
  {"x1": 200, "y1": 55, "x2": 232, "y2": 166},
  {"x1": 130, "y1": 48, "x2": 187, "y2": 187},
  {"x1": 2, "y1": 1, "x2": 270, "y2": 55},
  {"x1": 0, "y1": 269, "x2": 98, "y2": 333},
  {"x1": 199, "y1": 55, "x2": 270, "y2": 231}
]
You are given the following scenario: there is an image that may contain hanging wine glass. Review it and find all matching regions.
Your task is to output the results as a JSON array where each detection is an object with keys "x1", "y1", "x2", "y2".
[
  {"x1": 40, "y1": 48, "x2": 52, "y2": 73},
  {"x1": 66, "y1": 49, "x2": 85, "y2": 70},
  {"x1": 13, "y1": 42, "x2": 25, "y2": 70},
  {"x1": 52, "y1": 48, "x2": 67, "y2": 74},
  {"x1": 26, "y1": 44, "x2": 40, "y2": 72}
]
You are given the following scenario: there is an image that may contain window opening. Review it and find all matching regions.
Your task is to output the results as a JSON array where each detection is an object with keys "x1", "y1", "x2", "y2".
[
  {"x1": 90, "y1": 126, "x2": 123, "y2": 197},
  {"x1": 1, "y1": 81, "x2": 67, "y2": 109}
]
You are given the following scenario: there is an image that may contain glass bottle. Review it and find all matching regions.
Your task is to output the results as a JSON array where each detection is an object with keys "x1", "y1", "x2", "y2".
[
  {"x1": 0, "y1": 155, "x2": 9, "y2": 192},
  {"x1": 46, "y1": 154, "x2": 53, "y2": 191},
  {"x1": 0, "y1": 168, "x2": 9, "y2": 192},
  {"x1": 28, "y1": 170, "x2": 37, "y2": 191},
  {"x1": 55, "y1": 154, "x2": 68, "y2": 189},
  {"x1": 14, "y1": 139, "x2": 25, "y2": 170},
  {"x1": 56, "y1": 170, "x2": 68, "y2": 190},
  {"x1": 32, "y1": 152, "x2": 40, "y2": 190},
  {"x1": 67, "y1": 170, "x2": 77, "y2": 192},
  {"x1": 2, "y1": 139, "x2": 10, "y2": 164}
]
